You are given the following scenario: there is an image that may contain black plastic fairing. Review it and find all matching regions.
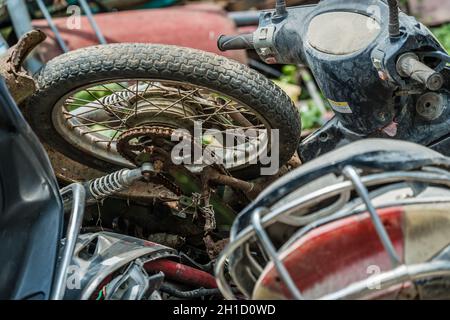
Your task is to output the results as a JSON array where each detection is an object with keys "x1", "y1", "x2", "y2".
[{"x1": 0, "y1": 77, "x2": 63, "y2": 299}]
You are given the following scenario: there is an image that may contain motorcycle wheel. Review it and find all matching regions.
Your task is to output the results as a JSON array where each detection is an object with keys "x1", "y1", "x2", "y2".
[{"x1": 25, "y1": 43, "x2": 301, "y2": 178}]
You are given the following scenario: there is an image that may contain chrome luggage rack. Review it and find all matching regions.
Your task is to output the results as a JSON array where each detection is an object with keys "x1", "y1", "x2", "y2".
[{"x1": 215, "y1": 142, "x2": 450, "y2": 300}]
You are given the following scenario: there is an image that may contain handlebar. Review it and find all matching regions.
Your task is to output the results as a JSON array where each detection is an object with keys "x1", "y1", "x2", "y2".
[
  {"x1": 217, "y1": 33, "x2": 254, "y2": 51},
  {"x1": 396, "y1": 53, "x2": 444, "y2": 91}
]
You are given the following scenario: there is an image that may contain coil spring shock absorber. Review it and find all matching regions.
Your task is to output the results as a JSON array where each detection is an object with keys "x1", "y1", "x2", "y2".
[
  {"x1": 86, "y1": 163, "x2": 153, "y2": 202},
  {"x1": 92, "y1": 83, "x2": 149, "y2": 110},
  {"x1": 89, "y1": 169, "x2": 130, "y2": 200},
  {"x1": 62, "y1": 164, "x2": 154, "y2": 211}
]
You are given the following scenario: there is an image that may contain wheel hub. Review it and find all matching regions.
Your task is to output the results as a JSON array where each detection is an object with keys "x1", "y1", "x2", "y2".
[{"x1": 124, "y1": 94, "x2": 197, "y2": 129}]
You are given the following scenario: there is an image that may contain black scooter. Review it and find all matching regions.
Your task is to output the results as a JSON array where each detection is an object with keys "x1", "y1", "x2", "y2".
[{"x1": 218, "y1": 0, "x2": 449, "y2": 162}]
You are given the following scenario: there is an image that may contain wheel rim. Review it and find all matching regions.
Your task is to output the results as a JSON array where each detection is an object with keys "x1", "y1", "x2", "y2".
[{"x1": 52, "y1": 79, "x2": 273, "y2": 170}]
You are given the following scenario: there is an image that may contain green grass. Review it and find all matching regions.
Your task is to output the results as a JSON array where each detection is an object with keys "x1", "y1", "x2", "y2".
[{"x1": 431, "y1": 23, "x2": 450, "y2": 52}]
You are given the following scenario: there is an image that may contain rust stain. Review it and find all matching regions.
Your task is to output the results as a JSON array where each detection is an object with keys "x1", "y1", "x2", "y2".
[{"x1": 0, "y1": 30, "x2": 46, "y2": 104}]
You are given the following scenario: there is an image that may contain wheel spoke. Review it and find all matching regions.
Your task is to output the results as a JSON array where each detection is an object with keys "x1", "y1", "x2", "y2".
[
  {"x1": 114, "y1": 81, "x2": 165, "y2": 112},
  {"x1": 58, "y1": 78, "x2": 270, "y2": 169},
  {"x1": 148, "y1": 89, "x2": 200, "y2": 120},
  {"x1": 81, "y1": 89, "x2": 128, "y2": 128},
  {"x1": 97, "y1": 84, "x2": 134, "y2": 111},
  {"x1": 66, "y1": 99, "x2": 132, "y2": 115},
  {"x1": 182, "y1": 109, "x2": 252, "y2": 120},
  {"x1": 71, "y1": 119, "x2": 122, "y2": 128},
  {"x1": 83, "y1": 128, "x2": 124, "y2": 135},
  {"x1": 63, "y1": 111, "x2": 123, "y2": 131},
  {"x1": 135, "y1": 80, "x2": 139, "y2": 117},
  {"x1": 107, "y1": 129, "x2": 120, "y2": 149},
  {"x1": 178, "y1": 87, "x2": 188, "y2": 117}
]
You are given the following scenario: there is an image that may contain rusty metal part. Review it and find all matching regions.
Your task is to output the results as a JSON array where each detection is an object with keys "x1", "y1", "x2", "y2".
[
  {"x1": 288, "y1": 152, "x2": 302, "y2": 169},
  {"x1": 0, "y1": 30, "x2": 46, "y2": 104},
  {"x1": 202, "y1": 205, "x2": 220, "y2": 260},
  {"x1": 211, "y1": 173, "x2": 256, "y2": 193},
  {"x1": 116, "y1": 126, "x2": 194, "y2": 195},
  {"x1": 153, "y1": 173, "x2": 182, "y2": 196},
  {"x1": 147, "y1": 233, "x2": 186, "y2": 249},
  {"x1": 153, "y1": 159, "x2": 165, "y2": 173},
  {"x1": 199, "y1": 170, "x2": 216, "y2": 234},
  {"x1": 44, "y1": 143, "x2": 178, "y2": 202},
  {"x1": 117, "y1": 125, "x2": 227, "y2": 172},
  {"x1": 116, "y1": 126, "x2": 187, "y2": 164},
  {"x1": 224, "y1": 104, "x2": 253, "y2": 127},
  {"x1": 252, "y1": 153, "x2": 304, "y2": 193},
  {"x1": 164, "y1": 163, "x2": 236, "y2": 226},
  {"x1": 200, "y1": 167, "x2": 229, "y2": 260},
  {"x1": 201, "y1": 206, "x2": 216, "y2": 234},
  {"x1": 200, "y1": 169, "x2": 212, "y2": 207},
  {"x1": 115, "y1": 126, "x2": 271, "y2": 222},
  {"x1": 116, "y1": 126, "x2": 189, "y2": 195},
  {"x1": 204, "y1": 166, "x2": 262, "y2": 199},
  {"x1": 204, "y1": 234, "x2": 229, "y2": 260}
]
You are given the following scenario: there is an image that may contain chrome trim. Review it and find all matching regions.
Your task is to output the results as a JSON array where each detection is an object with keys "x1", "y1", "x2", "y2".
[
  {"x1": 251, "y1": 208, "x2": 304, "y2": 299},
  {"x1": 320, "y1": 261, "x2": 450, "y2": 300},
  {"x1": 215, "y1": 170, "x2": 450, "y2": 300},
  {"x1": 50, "y1": 183, "x2": 86, "y2": 300},
  {"x1": 343, "y1": 166, "x2": 401, "y2": 267}
]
